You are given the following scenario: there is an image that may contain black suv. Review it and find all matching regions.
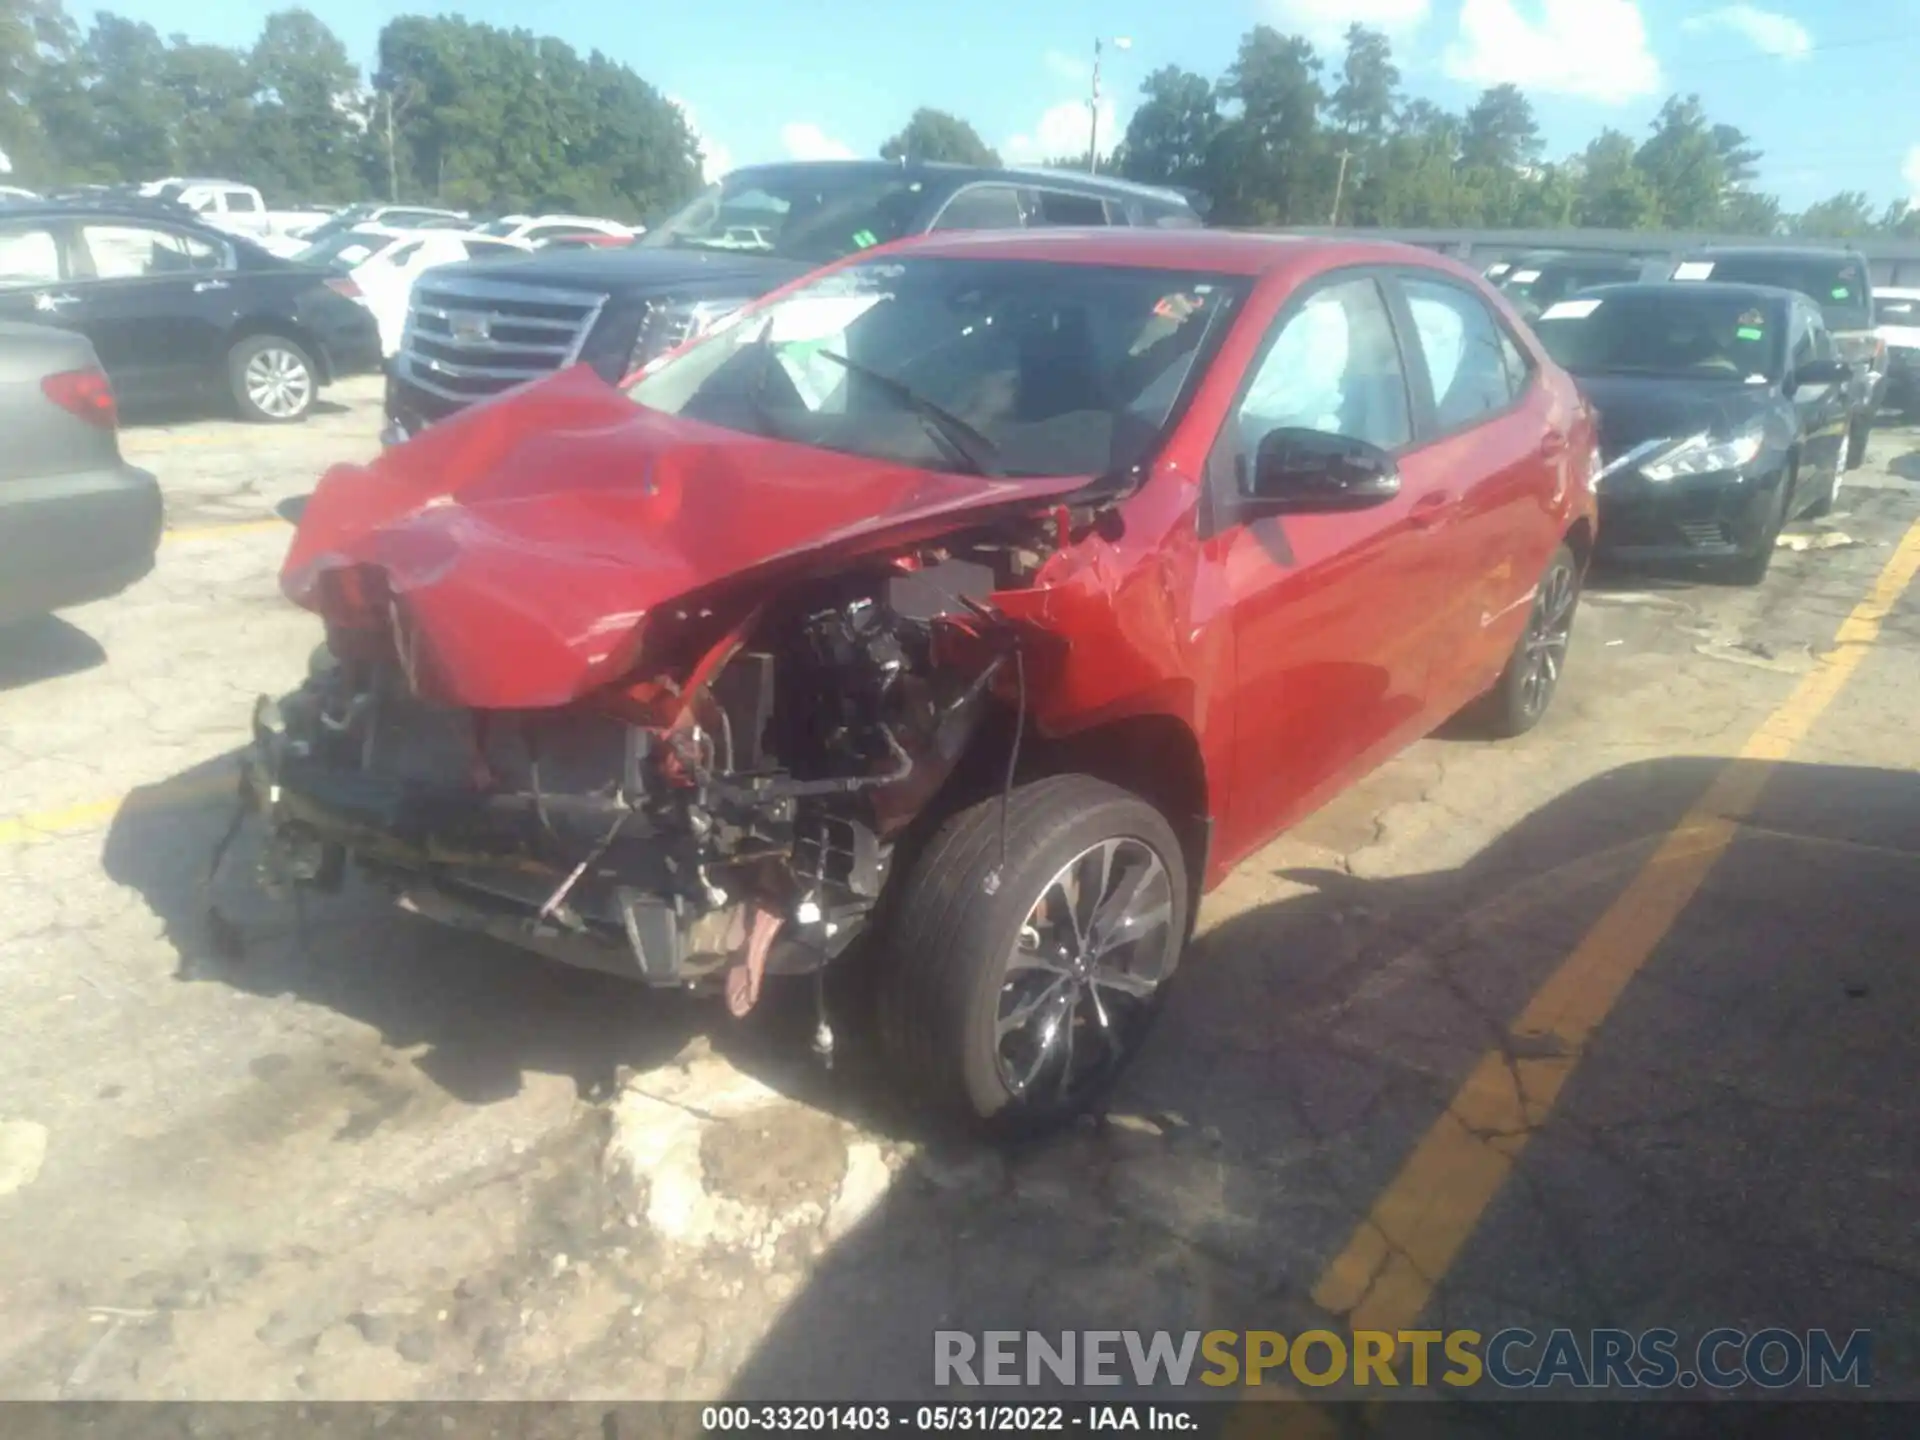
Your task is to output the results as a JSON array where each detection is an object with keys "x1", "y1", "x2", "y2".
[
  {"x1": 381, "y1": 160, "x2": 1204, "y2": 439},
  {"x1": 0, "y1": 198, "x2": 380, "y2": 423},
  {"x1": 1665, "y1": 245, "x2": 1882, "y2": 469}
]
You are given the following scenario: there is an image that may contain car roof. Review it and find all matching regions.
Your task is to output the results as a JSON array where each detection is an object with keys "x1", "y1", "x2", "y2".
[
  {"x1": 875, "y1": 225, "x2": 1467, "y2": 278},
  {"x1": 719, "y1": 158, "x2": 1198, "y2": 210},
  {"x1": 1876, "y1": 286, "x2": 1920, "y2": 301}
]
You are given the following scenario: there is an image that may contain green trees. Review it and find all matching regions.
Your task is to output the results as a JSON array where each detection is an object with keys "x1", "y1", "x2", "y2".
[
  {"x1": 4, "y1": 1, "x2": 1915, "y2": 240},
  {"x1": 2, "y1": 1, "x2": 702, "y2": 222},
  {"x1": 879, "y1": 108, "x2": 998, "y2": 167},
  {"x1": 1111, "y1": 20, "x2": 1905, "y2": 239}
]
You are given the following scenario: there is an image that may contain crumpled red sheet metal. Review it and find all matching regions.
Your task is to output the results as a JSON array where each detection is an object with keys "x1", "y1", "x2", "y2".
[{"x1": 281, "y1": 366, "x2": 1084, "y2": 710}]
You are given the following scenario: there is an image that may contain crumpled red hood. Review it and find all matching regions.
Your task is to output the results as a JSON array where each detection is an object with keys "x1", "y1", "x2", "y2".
[{"x1": 284, "y1": 366, "x2": 1083, "y2": 709}]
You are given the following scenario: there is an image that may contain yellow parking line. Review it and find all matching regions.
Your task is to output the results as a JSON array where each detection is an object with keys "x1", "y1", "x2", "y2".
[
  {"x1": 0, "y1": 769, "x2": 236, "y2": 846},
  {"x1": 1311, "y1": 515, "x2": 1920, "y2": 1337},
  {"x1": 161, "y1": 518, "x2": 290, "y2": 545}
]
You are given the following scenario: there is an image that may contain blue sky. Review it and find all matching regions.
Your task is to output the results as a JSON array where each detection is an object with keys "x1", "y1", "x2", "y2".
[{"x1": 83, "y1": 0, "x2": 1920, "y2": 210}]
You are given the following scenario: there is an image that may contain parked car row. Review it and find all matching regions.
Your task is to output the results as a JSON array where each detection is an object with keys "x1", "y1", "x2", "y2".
[{"x1": 1478, "y1": 241, "x2": 1894, "y2": 583}]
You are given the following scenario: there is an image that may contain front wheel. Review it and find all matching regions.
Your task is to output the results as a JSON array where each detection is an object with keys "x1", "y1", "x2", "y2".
[
  {"x1": 229, "y1": 335, "x2": 317, "y2": 423},
  {"x1": 1470, "y1": 543, "x2": 1580, "y2": 739},
  {"x1": 1845, "y1": 415, "x2": 1871, "y2": 472},
  {"x1": 878, "y1": 775, "x2": 1190, "y2": 1137}
]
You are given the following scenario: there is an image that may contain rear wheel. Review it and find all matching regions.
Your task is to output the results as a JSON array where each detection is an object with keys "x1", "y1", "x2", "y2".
[
  {"x1": 878, "y1": 775, "x2": 1189, "y2": 1137},
  {"x1": 229, "y1": 335, "x2": 316, "y2": 423},
  {"x1": 1470, "y1": 544, "x2": 1580, "y2": 739}
]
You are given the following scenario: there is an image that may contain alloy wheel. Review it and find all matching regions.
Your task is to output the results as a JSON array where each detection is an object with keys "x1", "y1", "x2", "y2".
[
  {"x1": 244, "y1": 346, "x2": 313, "y2": 419},
  {"x1": 1517, "y1": 559, "x2": 1577, "y2": 720},
  {"x1": 993, "y1": 835, "x2": 1178, "y2": 1107}
]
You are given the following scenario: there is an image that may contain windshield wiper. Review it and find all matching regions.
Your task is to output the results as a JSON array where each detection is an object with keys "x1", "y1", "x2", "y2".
[{"x1": 813, "y1": 350, "x2": 1004, "y2": 477}]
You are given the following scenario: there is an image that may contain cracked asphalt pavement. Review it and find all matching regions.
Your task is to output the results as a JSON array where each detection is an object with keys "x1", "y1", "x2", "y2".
[{"x1": 1, "y1": 374, "x2": 1916, "y2": 1406}]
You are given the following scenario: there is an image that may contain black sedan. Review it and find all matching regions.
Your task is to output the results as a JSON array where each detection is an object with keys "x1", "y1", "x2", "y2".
[
  {"x1": 1532, "y1": 282, "x2": 1853, "y2": 584},
  {"x1": 0, "y1": 200, "x2": 380, "y2": 422}
]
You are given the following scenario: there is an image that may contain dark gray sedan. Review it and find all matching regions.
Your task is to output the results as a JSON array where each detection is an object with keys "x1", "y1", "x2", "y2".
[{"x1": 0, "y1": 321, "x2": 163, "y2": 626}]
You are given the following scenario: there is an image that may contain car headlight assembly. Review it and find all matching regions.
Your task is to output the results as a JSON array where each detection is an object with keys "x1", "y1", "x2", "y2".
[
  {"x1": 628, "y1": 298, "x2": 747, "y2": 376},
  {"x1": 1637, "y1": 427, "x2": 1765, "y2": 482}
]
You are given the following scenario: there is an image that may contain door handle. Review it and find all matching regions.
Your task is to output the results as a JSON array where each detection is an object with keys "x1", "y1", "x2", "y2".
[
  {"x1": 34, "y1": 292, "x2": 79, "y2": 311},
  {"x1": 1409, "y1": 491, "x2": 1451, "y2": 529},
  {"x1": 193, "y1": 278, "x2": 230, "y2": 293}
]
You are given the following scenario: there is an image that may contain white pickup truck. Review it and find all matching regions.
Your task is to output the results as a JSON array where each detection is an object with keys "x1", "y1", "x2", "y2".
[{"x1": 138, "y1": 179, "x2": 330, "y2": 257}]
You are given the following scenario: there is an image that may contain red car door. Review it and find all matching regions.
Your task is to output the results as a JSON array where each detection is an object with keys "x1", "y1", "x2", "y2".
[
  {"x1": 1200, "y1": 269, "x2": 1454, "y2": 866},
  {"x1": 1390, "y1": 272, "x2": 1563, "y2": 715}
]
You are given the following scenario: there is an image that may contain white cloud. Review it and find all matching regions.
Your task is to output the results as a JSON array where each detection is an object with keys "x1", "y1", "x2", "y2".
[
  {"x1": 1443, "y1": 0, "x2": 1661, "y2": 104},
  {"x1": 1681, "y1": 5, "x2": 1811, "y2": 60},
  {"x1": 1904, "y1": 145, "x2": 1920, "y2": 209},
  {"x1": 1003, "y1": 98, "x2": 1121, "y2": 165},
  {"x1": 668, "y1": 96, "x2": 733, "y2": 183},
  {"x1": 1265, "y1": 0, "x2": 1432, "y2": 48},
  {"x1": 780, "y1": 122, "x2": 857, "y2": 162}
]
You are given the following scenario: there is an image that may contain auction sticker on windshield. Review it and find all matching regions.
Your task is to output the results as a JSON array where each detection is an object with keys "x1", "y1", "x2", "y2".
[
  {"x1": 1673, "y1": 261, "x2": 1716, "y2": 280},
  {"x1": 1539, "y1": 299, "x2": 1603, "y2": 321}
]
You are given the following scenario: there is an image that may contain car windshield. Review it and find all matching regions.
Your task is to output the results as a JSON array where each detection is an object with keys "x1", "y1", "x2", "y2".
[
  {"x1": 1680, "y1": 255, "x2": 1870, "y2": 331},
  {"x1": 627, "y1": 256, "x2": 1246, "y2": 478},
  {"x1": 1534, "y1": 291, "x2": 1785, "y2": 381},
  {"x1": 638, "y1": 167, "x2": 930, "y2": 266},
  {"x1": 296, "y1": 230, "x2": 389, "y2": 271},
  {"x1": 1875, "y1": 295, "x2": 1920, "y2": 327},
  {"x1": 1497, "y1": 260, "x2": 1637, "y2": 317}
]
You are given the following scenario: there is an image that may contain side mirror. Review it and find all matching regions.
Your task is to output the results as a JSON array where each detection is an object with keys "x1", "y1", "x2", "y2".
[
  {"x1": 1789, "y1": 358, "x2": 1852, "y2": 393},
  {"x1": 1245, "y1": 427, "x2": 1402, "y2": 514}
]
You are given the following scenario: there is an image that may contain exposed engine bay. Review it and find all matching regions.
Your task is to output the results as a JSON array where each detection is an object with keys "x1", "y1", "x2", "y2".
[{"x1": 228, "y1": 527, "x2": 1057, "y2": 1029}]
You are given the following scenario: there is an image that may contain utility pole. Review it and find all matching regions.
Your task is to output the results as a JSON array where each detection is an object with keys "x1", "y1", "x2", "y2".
[
  {"x1": 383, "y1": 92, "x2": 399, "y2": 203},
  {"x1": 1088, "y1": 35, "x2": 1131, "y2": 175},
  {"x1": 1329, "y1": 147, "x2": 1353, "y2": 226}
]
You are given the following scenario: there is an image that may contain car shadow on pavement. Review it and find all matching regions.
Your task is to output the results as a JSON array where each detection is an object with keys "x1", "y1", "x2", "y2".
[
  {"x1": 0, "y1": 615, "x2": 107, "y2": 691},
  {"x1": 717, "y1": 757, "x2": 1920, "y2": 1403},
  {"x1": 1889, "y1": 451, "x2": 1920, "y2": 485}
]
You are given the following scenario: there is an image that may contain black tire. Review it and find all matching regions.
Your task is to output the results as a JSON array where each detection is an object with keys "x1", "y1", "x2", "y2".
[
  {"x1": 1845, "y1": 415, "x2": 1870, "y2": 471},
  {"x1": 1469, "y1": 543, "x2": 1580, "y2": 739},
  {"x1": 1723, "y1": 471, "x2": 1793, "y2": 585},
  {"x1": 228, "y1": 334, "x2": 317, "y2": 423},
  {"x1": 877, "y1": 774, "x2": 1190, "y2": 1138},
  {"x1": 1803, "y1": 452, "x2": 1839, "y2": 520}
]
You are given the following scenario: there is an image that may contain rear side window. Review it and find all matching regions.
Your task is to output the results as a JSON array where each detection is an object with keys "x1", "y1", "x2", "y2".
[
  {"x1": 222, "y1": 190, "x2": 261, "y2": 213},
  {"x1": 1401, "y1": 276, "x2": 1520, "y2": 430},
  {"x1": 80, "y1": 224, "x2": 223, "y2": 279},
  {"x1": 931, "y1": 185, "x2": 1025, "y2": 232},
  {"x1": 1027, "y1": 190, "x2": 1108, "y2": 227},
  {"x1": 0, "y1": 225, "x2": 62, "y2": 286}
]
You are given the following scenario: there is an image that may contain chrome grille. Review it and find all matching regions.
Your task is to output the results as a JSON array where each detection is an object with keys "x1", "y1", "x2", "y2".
[{"x1": 398, "y1": 276, "x2": 608, "y2": 404}]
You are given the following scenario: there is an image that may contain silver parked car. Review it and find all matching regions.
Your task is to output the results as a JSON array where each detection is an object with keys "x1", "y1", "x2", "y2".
[{"x1": 0, "y1": 322, "x2": 163, "y2": 627}]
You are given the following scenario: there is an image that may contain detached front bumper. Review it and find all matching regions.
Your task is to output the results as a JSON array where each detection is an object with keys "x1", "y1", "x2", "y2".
[{"x1": 1593, "y1": 464, "x2": 1786, "y2": 564}]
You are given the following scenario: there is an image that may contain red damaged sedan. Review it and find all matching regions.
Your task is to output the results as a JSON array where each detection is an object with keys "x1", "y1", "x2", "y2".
[{"x1": 236, "y1": 229, "x2": 1597, "y2": 1133}]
